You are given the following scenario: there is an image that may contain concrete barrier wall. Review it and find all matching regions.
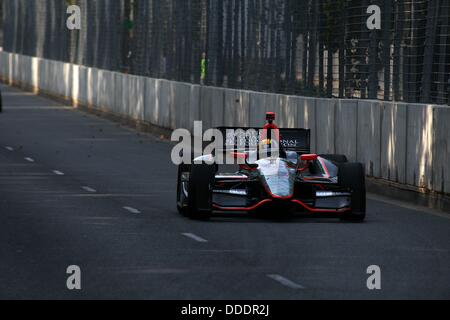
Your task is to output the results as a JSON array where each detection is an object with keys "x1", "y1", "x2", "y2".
[
  {"x1": 406, "y1": 104, "x2": 434, "y2": 190},
  {"x1": 294, "y1": 96, "x2": 317, "y2": 153},
  {"x1": 381, "y1": 102, "x2": 408, "y2": 184},
  {"x1": 315, "y1": 99, "x2": 336, "y2": 155},
  {"x1": 224, "y1": 89, "x2": 250, "y2": 128},
  {"x1": 433, "y1": 106, "x2": 450, "y2": 194},
  {"x1": 1, "y1": 51, "x2": 449, "y2": 195},
  {"x1": 357, "y1": 101, "x2": 381, "y2": 177},
  {"x1": 335, "y1": 100, "x2": 359, "y2": 162}
]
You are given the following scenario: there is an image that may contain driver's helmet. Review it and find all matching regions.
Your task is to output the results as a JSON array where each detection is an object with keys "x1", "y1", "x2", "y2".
[{"x1": 259, "y1": 138, "x2": 280, "y2": 155}]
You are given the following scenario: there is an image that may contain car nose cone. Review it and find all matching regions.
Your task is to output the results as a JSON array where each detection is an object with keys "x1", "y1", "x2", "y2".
[{"x1": 257, "y1": 158, "x2": 296, "y2": 199}]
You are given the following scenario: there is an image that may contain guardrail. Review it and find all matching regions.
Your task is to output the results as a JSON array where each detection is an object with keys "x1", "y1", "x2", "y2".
[{"x1": 1, "y1": 51, "x2": 449, "y2": 197}]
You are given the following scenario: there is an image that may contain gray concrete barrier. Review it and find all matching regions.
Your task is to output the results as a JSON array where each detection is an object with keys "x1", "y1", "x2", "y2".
[
  {"x1": 248, "y1": 91, "x2": 266, "y2": 127},
  {"x1": 335, "y1": 100, "x2": 359, "y2": 162},
  {"x1": 1, "y1": 51, "x2": 449, "y2": 197},
  {"x1": 12, "y1": 54, "x2": 20, "y2": 86},
  {"x1": 128, "y1": 75, "x2": 145, "y2": 121},
  {"x1": 31, "y1": 57, "x2": 40, "y2": 91},
  {"x1": 0, "y1": 53, "x2": 6, "y2": 81},
  {"x1": 188, "y1": 85, "x2": 201, "y2": 133},
  {"x1": 279, "y1": 95, "x2": 298, "y2": 129},
  {"x1": 7, "y1": 53, "x2": 14, "y2": 85},
  {"x1": 60, "y1": 62, "x2": 72, "y2": 100},
  {"x1": 381, "y1": 102, "x2": 408, "y2": 184},
  {"x1": 112, "y1": 71, "x2": 123, "y2": 115},
  {"x1": 406, "y1": 104, "x2": 434, "y2": 190},
  {"x1": 86, "y1": 67, "x2": 98, "y2": 109},
  {"x1": 143, "y1": 77, "x2": 158, "y2": 126},
  {"x1": 200, "y1": 86, "x2": 225, "y2": 129},
  {"x1": 70, "y1": 64, "x2": 80, "y2": 105},
  {"x1": 19, "y1": 55, "x2": 30, "y2": 88},
  {"x1": 171, "y1": 81, "x2": 193, "y2": 130},
  {"x1": 357, "y1": 100, "x2": 381, "y2": 177},
  {"x1": 249, "y1": 91, "x2": 280, "y2": 127},
  {"x1": 158, "y1": 80, "x2": 172, "y2": 129},
  {"x1": 272, "y1": 94, "x2": 285, "y2": 127},
  {"x1": 77, "y1": 65, "x2": 88, "y2": 106},
  {"x1": 433, "y1": 106, "x2": 450, "y2": 194},
  {"x1": 224, "y1": 89, "x2": 250, "y2": 127},
  {"x1": 293, "y1": 96, "x2": 316, "y2": 153},
  {"x1": 38, "y1": 58, "x2": 48, "y2": 93},
  {"x1": 315, "y1": 98, "x2": 336, "y2": 155},
  {"x1": 97, "y1": 70, "x2": 115, "y2": 112}
]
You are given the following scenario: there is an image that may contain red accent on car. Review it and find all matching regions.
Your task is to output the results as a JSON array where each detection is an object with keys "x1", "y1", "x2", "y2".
[
  {"x1": 301, "y1": 154, "x2": 319, "y2": 162},
  {"x1": 318, "y1": 157, "x2": 331, "y2": 178},
  {"x1": 213, "y1": 199, "x2": 351, "y2": 214},
  {"x1": 239, "y1": 164, "x2": 257, "y2": 171},
  {"x1": 231, "y1": 152, "x2": 248, "y2": 160},
  {"x1": 261, "y1": 124, "x2": 280, "y2": 142}
]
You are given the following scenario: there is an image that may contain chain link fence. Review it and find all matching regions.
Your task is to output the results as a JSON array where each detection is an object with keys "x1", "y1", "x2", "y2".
[{"x1": 2, "y1": 0, "x2": 449, "y2": 104}]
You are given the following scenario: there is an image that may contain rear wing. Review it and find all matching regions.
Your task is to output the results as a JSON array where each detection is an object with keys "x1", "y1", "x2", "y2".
[{"x1": 216, "y1": 127, "x2": 311, "y2": 155}]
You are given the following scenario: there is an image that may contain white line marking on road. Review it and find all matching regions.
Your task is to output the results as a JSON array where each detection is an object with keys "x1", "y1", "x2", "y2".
[
  {"x1": 24, "y1": 157, "x2": 35, "y2": 163},
  {"x1": 5, "y1": 146, "x2": 14, "y2": 152},
  {"x1": 182, "y1": 233, "x2": 209, "y2": 243},
  {"x1": 123, "y1": 206, "x2": 141, "y2": 214},
  {"x1": 82, "y1": 186, "x2": 97, "y2": 193},
  {"x1": 53, "y1": 170, "x2": 65, "y2": 176},
  {"x1": 267, "y1": 274, "x2": 305, "y2": 290}
]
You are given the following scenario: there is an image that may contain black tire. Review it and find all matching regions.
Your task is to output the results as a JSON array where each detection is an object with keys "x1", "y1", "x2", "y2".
[
  {"x1": 187, "y1": 164, "x2": 216, "y2": 220},
  {"x1": 177, "y1": 164, "x2": 191, "y2": 216},
  {"x1": 338, "y1": 163, "x2": 366, "y2": 222},
  {"x1": 0, "y1": 89, "x2": 2, "y2": 113},
  {"x1": 320, "y1": 154, "x2": 348, "y2": 164}
]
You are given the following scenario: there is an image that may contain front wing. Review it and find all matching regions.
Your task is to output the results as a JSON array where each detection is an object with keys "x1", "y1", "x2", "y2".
[{"x1": 212, "y1": 175, "x2": 353, "y2": 214}]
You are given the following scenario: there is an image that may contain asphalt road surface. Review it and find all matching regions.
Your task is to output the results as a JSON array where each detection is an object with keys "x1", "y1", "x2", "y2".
[{"x1": 0, "y1": 83, "x2": 449, "y2": 300}]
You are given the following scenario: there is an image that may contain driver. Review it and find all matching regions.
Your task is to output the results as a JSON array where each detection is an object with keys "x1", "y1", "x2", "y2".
[
  {"x1": 259, "y1": 138, "x2": 280, "y2": 158},
  {"x1": 259, "y1": 113, "x2": 286, "y2": 158}
]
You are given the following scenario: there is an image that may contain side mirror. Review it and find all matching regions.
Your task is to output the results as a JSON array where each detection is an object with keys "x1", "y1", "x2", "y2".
[{"x1": 286, "y1": 151, "x2": 299, "y2": 166}]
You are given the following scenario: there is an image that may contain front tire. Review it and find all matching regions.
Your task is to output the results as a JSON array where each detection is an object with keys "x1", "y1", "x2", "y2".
[
  {"x1": 177, "y1": 164, "x2": 191, "y2": 216},
  {"x1": 187, "y1": 164, "x2": 216, "y2": 220},
  {"x1": 338, "y1": 163, "x2": 366, "y2": 222}
]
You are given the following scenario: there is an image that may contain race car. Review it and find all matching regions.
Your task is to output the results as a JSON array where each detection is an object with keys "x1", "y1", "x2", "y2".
[{"x1": 176, "y1": 112, "x2": 366, "y2": 222}]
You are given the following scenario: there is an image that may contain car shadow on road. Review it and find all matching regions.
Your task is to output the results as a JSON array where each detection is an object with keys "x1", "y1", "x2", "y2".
[{"x1": 188, "y1": 212, "x2": 372, "y2": 225}]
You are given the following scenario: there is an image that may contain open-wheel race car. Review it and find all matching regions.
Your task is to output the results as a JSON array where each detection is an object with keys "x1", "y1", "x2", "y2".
[{"x1": 176, "y1": 112, "x2": 366, "y2": 222}]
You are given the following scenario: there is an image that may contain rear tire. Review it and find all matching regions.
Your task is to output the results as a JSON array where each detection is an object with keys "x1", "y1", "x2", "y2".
[
  {"x1": 187, "y1": 164, "x2": 216, "y2": 220},
  {"x1": 320, "y1": 154, "x2": 348, "y2": 164},
  {"x1": 338, "y1": 163, "x2": 366, "y2": 222}
]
